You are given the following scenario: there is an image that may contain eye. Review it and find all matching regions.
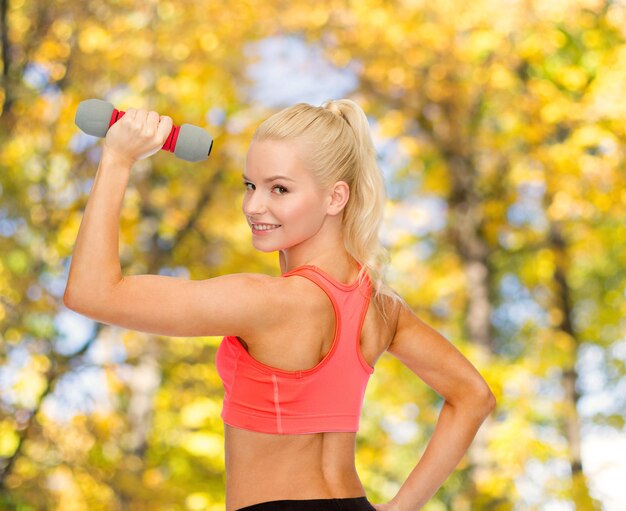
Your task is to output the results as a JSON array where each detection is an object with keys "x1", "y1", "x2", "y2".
[
  {"x1": 273, "y1": 185, "x2": 288, "y2": 195},
  {"x1": 242, "y1": 181, "x2": 288, "y2": 195}
]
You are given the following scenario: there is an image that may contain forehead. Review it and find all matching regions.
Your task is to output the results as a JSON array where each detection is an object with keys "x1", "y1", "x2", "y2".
[{"x1": 245, "y1": 139, "x2": 308, "y2": 179}]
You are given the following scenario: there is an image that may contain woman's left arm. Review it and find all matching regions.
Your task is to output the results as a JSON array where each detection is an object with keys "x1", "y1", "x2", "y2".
[{"x1": 381, "y1": 302, "x2": 497, "y2": 511}]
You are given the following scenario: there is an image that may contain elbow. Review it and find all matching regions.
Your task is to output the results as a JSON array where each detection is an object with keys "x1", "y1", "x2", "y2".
[
  {"x1": 63, "y1": 285, "x2": 77, "y2": 310},
  {"x1": 484, "y1": 388, "x2": 497, "y2": 414},
  {"x1": 63, "y1": 285, "x2": 89, "y2": 313},
  {"x1": 474, "y1": 382, "x2": 497, "y2": 417},
  {"x1": 456, "y1": 381, "x2": 496, "y2": 419},
  {"x1": 63, "y1": 294, "x2": 83, "y2": 314}
]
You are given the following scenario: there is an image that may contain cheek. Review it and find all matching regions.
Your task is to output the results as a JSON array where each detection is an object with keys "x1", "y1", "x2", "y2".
[{"x1": 284, "y1": 195, "x2": 323, "y2": 222}]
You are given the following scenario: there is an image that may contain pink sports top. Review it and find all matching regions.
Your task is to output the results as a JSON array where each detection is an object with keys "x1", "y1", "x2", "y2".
[{"x1": 215, "y1": 264, "x2": 374, "y2": 435}]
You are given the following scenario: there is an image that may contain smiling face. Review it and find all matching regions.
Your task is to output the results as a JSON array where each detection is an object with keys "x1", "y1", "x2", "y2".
[{"x1": 242, "y1": 139, "x2": 331, "y2": 253}]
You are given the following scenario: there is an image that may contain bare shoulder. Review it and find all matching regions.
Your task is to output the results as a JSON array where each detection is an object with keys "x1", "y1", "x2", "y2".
[
  {"x1": 275, "y1": 272, "x2": 333, "y2": 312},
  {"x1": 387, "y1": 297, "x2": 439, "y2": 360},
  {"x1": 373, "y1": 293, "x2": 402, "y2": 347}
]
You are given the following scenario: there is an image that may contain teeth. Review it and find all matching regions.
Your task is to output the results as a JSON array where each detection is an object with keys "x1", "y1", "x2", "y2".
[{"x1": 254, "y1": 224, "x2": 280, "y2": 231}]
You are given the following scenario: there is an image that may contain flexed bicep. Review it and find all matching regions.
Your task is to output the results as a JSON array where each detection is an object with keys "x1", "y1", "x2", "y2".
[{"x1": 64, "y1": 272, "x2": 285, "y2": 338}]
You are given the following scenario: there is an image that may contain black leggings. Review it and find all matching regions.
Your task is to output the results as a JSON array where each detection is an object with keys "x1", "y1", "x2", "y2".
[{"x1": 236, "y1": 496, "x2": 376, "y2": 511}]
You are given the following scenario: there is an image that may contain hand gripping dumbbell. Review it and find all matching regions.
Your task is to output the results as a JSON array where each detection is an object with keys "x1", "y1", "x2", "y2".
[{"x1": 74, "y1": 98, "x2": 213, "y2": 162}]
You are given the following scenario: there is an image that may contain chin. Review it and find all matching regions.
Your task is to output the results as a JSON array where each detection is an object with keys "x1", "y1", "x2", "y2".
[
  {"x1": 253, "y1": 246, "x2": 278, "y2": 253},
  {"x1": 251, "y1": 230, "x2": 313, "y2": 253},
  {"x1": 251, "y1": 239, "x2": 284, "y2": 253}
]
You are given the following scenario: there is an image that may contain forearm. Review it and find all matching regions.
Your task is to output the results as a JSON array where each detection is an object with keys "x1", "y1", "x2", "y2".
[
  {"x1": 64, "y1": 151, "x2": 133, "y2": 306},
  {"x1": 391, "y1": 398, "x2": 494, "y2": 511}
]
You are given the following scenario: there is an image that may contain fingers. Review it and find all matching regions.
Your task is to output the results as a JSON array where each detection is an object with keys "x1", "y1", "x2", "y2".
[
  {"x1": 146, "y1": 110, "x2": 160, "y2": 134},
  {"x1": 121, "y1": 108, "x2": 157, "y2": 129},
  {"x1": 125, "y1": 108, "x2": 138, "y2": 120},
  {"x1": 105, "y1": 107, "x2": 176, "y2": 162},
  {"x1": 156, "y1": 115, "x2": 174, "y2": 143},
  {"x1": 130, "y1": 110, "x2": 171, "y2": 141}
]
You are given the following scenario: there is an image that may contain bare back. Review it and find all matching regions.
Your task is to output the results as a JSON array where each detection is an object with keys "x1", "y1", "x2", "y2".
[{"x1": 223, "y1": 271, "x2": 399, "y2": 511}]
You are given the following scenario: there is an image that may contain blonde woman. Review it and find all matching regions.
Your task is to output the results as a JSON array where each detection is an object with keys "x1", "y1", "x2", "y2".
[{"x1": 64, "y1": 99, "x2": 496, "y2": 511}]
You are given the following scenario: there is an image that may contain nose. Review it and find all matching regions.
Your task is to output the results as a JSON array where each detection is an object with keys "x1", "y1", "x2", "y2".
[{"x1": 242, "y1": 188, "x2": 267, "y2": 217}]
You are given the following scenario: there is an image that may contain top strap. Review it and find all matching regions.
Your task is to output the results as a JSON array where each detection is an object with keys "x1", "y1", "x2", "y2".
[{"x1": 282, "y1": 263, "x2": 366, "y2": 291}]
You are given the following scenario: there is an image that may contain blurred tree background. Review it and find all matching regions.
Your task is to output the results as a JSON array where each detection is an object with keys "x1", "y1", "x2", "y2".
[{"x1": 0, "y1": 0, "x2": 625, "y2": 510}]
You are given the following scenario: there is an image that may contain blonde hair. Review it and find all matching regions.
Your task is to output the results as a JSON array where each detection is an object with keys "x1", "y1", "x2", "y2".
[{"x1": 252, "y1": 99, "x2": 405, "y2": 326}]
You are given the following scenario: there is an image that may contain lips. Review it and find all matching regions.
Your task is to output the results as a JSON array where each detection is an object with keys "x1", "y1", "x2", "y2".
[{"x1": 250, "y1": 222, "x2": 282, "y2": 234}]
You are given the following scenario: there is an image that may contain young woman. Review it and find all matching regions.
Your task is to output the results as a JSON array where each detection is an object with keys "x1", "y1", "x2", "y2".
[{"x1": 64, "y1": 99, "x2": 496, "y2": 511}]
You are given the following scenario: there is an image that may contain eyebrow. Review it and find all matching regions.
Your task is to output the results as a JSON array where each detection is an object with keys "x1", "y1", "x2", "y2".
[{"x1": 241, "y1": 174, "x2": 296, "y2": 183}]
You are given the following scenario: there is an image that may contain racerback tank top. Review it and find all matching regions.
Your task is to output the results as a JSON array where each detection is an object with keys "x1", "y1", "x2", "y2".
[{"x1": 215, "y1": 263, "x2": 374, "y2": 434}]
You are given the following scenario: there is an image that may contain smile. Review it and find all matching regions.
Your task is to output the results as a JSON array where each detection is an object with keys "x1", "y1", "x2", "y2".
[{"x1": 252, "y1": 224, "x2": 281, "y2": 233}]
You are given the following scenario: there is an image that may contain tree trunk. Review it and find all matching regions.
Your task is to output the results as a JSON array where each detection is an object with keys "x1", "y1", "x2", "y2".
[
  {"x1": 548, "y1": 221, "x2": 600, "y2": 510},
  {"x1": 445, "y1": 150, "x2": 504, "y2": 507}
]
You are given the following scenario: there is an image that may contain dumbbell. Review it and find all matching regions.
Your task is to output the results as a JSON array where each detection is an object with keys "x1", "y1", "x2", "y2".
[{"x1": 75, "y1": 98, "x2": 213, "y2": 162}]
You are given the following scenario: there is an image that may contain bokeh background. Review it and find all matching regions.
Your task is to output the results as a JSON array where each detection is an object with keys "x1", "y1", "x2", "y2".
[{"x1": 0, "y1": 0, "x2": 625, "y2": 510}]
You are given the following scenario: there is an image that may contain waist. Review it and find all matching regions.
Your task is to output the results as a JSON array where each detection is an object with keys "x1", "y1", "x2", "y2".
[{"x1": 224, "y1": 425, "x2": 366, "y2": 511}]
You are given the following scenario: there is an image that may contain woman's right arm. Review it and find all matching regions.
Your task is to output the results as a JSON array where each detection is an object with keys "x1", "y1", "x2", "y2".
[
  {"x1": 379, "y1": 302, "x2": 496, "y2": 511},
  {"x1": 63, "y1": 109, "x2": 289, "y2": 339}
]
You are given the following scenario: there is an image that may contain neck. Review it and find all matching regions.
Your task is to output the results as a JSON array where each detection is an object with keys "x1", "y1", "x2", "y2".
[{"x1": 280, "y1": 224, "x2": 346, "y2": 274}]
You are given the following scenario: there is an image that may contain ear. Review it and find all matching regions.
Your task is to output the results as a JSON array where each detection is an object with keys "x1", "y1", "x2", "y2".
[{"x1": 326, "y1": 181, "x2": 350, "y2": 216}]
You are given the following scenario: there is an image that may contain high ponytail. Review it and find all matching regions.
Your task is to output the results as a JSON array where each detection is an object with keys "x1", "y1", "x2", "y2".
[{"x1": 253, "y1": 99, "x2": 404, "y2": 325}]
